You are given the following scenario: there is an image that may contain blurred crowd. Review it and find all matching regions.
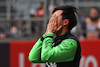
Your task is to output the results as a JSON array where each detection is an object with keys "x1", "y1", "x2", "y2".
[
  {"x1": 0, "y1": 1, "x2": 100, "y2": 40},
  {"x1": 0, "y1": 1, "x2": 45, "y2": 39}
]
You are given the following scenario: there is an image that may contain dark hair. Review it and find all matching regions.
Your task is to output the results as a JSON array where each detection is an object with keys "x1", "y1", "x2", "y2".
[{"x1": 53, "y1": 5, "x2": 78, "y2": 30}]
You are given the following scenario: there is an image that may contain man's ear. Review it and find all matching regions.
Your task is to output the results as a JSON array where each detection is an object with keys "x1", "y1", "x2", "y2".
[{"x1": 63, "y1": 19, "x2": 69, "y2": 26}]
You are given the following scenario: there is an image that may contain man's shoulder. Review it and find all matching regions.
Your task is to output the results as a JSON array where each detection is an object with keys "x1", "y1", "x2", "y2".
[
  {"x1": 65, "y1": 33, "x2": 78, "y2": 40},
  {"x1": 61, "y1": 39, "x2": 77, "y2": 45},
  {"x1": 64, "y1": 34, "x2": 80, "y2": 44}
]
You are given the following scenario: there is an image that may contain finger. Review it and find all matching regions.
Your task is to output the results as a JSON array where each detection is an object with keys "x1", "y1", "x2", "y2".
[
  {"x1": 49, "y1": 14, "x2": 55, "y2": 23},
  {"x1": 49, "y1": 17, "x2": 55, "y2": 24},
  {"x1": 48, "y1": 15, "x2": 53, "y2": 23},
  {"x1": 52, "y1": 19, "x2": 57, "y2": 26},
  {"x1": 51, "y1": 14, "x2": 56, "y2": 18},
  {"x1": 49, "y1": 18, "x2": 53, "y2": 23},
  {"x1": 52, "y1": 14, "x2": 57, "y2": 22},
  {"x1": 49, "y1": 14, "x2": 58, "y2": 26},
  {"x1": 57, "y1": 25, "x2": 62, "y2": 31},
  {"x1": 53, "y1": 14, "x2": 56, "y2": 17},
  {"x1": 54, "y1": 16, "x2": 58, "y2": 26}
]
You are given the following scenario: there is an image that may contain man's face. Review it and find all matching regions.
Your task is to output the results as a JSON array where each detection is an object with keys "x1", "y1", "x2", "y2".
[
  {"x1": 52, "y1": 10, "x2": 63, "y2": 28},
  {"x1": 90, "y1": 8, "x2": 99, "y2": 18}
]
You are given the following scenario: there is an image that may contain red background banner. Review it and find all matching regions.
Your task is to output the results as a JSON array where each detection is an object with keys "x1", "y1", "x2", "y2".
[
  {"x1": 80, "y1": 40, "x2": 99, "y2": 67},
  {"x1": 10, "y1": 40, "x2": 100, "y2": 67},
  {"x1": 10, "y1": 40, "x2": 37, "y2": 67}
]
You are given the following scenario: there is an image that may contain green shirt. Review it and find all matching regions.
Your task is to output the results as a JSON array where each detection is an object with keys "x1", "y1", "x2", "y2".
[{"x1": 28, "y1": 33, "x2": 77, "y2": 63}]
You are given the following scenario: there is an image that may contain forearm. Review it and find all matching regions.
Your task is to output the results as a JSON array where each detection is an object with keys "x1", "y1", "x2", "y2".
[
  {"x1": 41, "y1": 33, "x2": 54, "y2": 62},
  {"x1": 28, "y1": 35, "x2": 46, "y2": 63},
  {"x1": 28, "y1": 39, "x2": 42, "y2": 63}
]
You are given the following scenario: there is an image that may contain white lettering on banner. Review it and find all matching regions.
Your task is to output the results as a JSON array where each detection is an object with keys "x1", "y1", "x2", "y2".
[
  {"x1": 85, "y1": 55, "x2": 98, "y2": 67},
  {"x1": 19, "y1": 53, "x2": 45, "y2": 67},
  {"x1": 32, "y1": 63, "x2": 45, "y2": 67},
  {"x1": 80, "y1": 55, "x2": 98, "y2": 67},
  {"x1": 19, "y1": 53, "x2": 24, "y2": 67},
  {"x1": 18, "y1": 53, "x2": 98, "y2": 67},
  {"x1": 80, "y1": 56, "x2": 85, "y2": 67}
]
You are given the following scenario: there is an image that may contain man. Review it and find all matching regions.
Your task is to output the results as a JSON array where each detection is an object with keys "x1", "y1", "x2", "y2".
[
  {"x1": 85, "y1": 8, "x2": 100, "y2": 39},
  {"x1": 28, "y1": 5, "x2": 81, "y2": 67}
]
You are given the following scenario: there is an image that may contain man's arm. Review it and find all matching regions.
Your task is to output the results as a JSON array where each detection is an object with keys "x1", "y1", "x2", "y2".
[
  {"x1": 41, "y1": 33, "x2": 77, "y2": 62},
  {"x1": 28, "y1": 35, "x2": 46, "y2": 63}
]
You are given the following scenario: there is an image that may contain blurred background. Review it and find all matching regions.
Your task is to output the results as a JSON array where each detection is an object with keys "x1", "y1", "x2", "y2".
[
  {"x1": 0, "y1": 0, "x2": 100, "y2": 67},
  {"x1": 0, "y1": 0, "x2": 100, "y2": 41}
]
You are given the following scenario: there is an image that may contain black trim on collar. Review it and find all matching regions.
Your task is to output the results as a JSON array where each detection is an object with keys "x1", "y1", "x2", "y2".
[
  {"x1": 46, "y1": 36, "x2": 53, "y2": 38},
  {"x1": 54, "y1": 31, "x2": 71, "y2": 40}
]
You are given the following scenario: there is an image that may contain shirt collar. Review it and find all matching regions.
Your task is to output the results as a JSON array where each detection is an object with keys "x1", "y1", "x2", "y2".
[{"x1": 54, "y1": 31, "x2": 71, "y2": 41}]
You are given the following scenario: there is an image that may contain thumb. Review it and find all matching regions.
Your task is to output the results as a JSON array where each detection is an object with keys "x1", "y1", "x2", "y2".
[{"x1": 57, "y1": 25, "x2": 62, "y2": 31}]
